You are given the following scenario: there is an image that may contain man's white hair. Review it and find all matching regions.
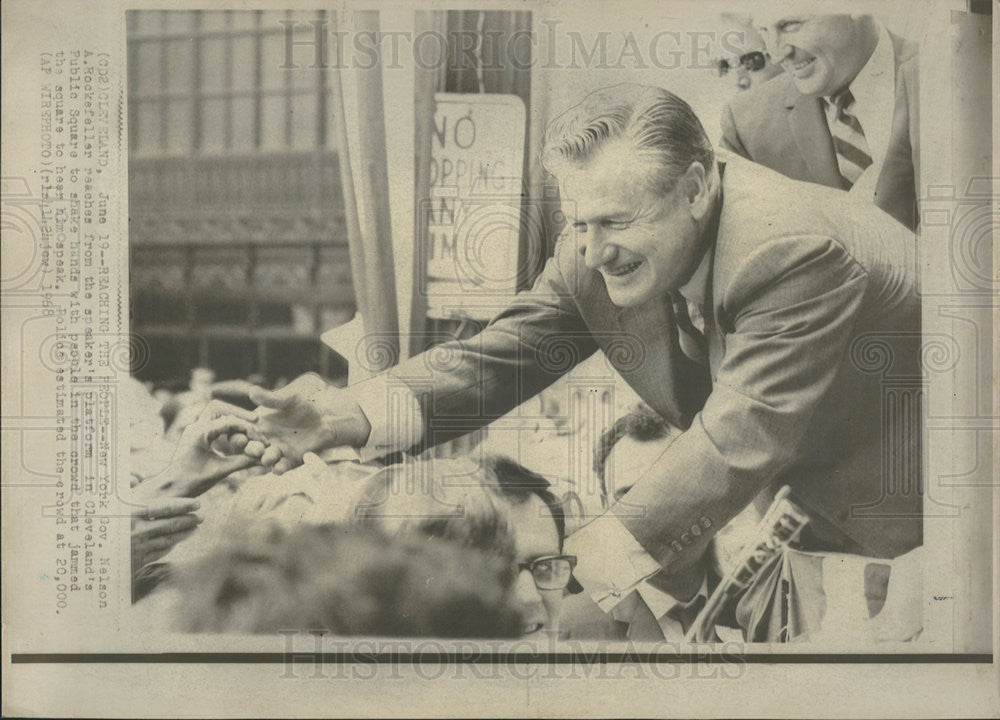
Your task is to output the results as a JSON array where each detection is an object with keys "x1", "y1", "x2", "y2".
[{"x1": 542, "y1": 83, "x2": 719, "y2": 197}]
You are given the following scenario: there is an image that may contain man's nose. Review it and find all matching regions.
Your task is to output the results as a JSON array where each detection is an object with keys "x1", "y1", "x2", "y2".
[
  {"x1": 767, "y1": 33, "x2": 792, "y2": 62},
  {"x1": 578, "y1": 233, "x2": 617, "y2": 269},
  {"x1": 515, "y1": 569, "x2": 542, "y2": 604}
]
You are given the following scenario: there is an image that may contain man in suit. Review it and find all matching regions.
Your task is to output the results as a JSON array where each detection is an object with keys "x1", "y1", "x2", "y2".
[
  {"x1": 559, "y1": 402, "x2": 717, "y2": 641},
  {"x1": 247, "y1": 84, "x2": 922, "y2": 635},
  {"x1": 721, "y1": 14, "x2": 919, "y2": 231},
  {"x1": 351, "y1": 454, "x2": 580, "y2": 638}
]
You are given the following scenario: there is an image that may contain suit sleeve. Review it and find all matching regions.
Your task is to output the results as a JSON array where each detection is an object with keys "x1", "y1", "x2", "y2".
[
  {"x1": 611, "y1": 235, "x2": 870, "y2": 574},
  {"x1": 719, "y1": 102, "x2": 751, "y2": 159},
  {"x1": 389, "y1": 243, "x2": 598, "y2": 450}
]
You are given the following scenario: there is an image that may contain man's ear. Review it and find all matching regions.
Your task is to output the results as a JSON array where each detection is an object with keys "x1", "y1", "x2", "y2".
[
  {"x1": 558, "y1": 489, "x2": 586, "y2": 538},
  {"x1": 681, "y1": 161, "x2": 713, "y2": 223}
]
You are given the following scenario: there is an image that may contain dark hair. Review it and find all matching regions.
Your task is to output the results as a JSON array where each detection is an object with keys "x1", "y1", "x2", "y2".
[
  {"x1": 542, "y1": 83, "x2": 715, "y2": 196},
  {"x1": 593, "y1": 403, "x2": 672, "y2": 499},
  {"x1": 171, "y1": 522, "x2": 523, "y2": 637},
  {"x1": 352, "y1": 454, "x2": 567, "y2": 556},
  {"x1": 477, "y1": 453, "x2": 568, "y2": 547},
  {"x1": 353, "y1": 459, "x2": 516, "y2": 561}
]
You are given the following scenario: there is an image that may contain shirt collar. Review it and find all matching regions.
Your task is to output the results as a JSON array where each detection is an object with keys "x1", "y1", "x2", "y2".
[
  {"x1": 852, "y1": 22, "x2": 895, "y2": 166},
  {"x1": 677, "y1": 240, "x2": 712, "y2": 310},
  {"x1": 824, "y1": 22, "x2": 894, "y2": 165},
  {"x1": 850, "y1": 21, "x2": 893, "y2": 103},
  {"x1": 637, "y1": 573, "x2": 709, "y2": 620}
]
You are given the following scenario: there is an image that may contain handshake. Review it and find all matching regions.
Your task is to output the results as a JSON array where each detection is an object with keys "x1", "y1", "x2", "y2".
[
  {"x1": 138, "y1": 373, "x2": 373, "y2": 498},
  {"x1": 132, "y1": 373, "x2": 372, "y2": 571}
]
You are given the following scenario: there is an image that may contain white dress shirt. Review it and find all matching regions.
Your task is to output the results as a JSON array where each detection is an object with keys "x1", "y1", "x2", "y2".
[
  {"x1": 635, "y1": 574, "x2": 709, "y2": 641},
  {"x1": 677, "y1": 239, "x2": 712, "y2": 335}
]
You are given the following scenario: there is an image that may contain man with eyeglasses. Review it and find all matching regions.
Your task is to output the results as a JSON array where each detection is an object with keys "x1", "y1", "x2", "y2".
[
  {"x1": 720, "y1": 14, "x2": 919, "y2": 231},
  {"x1": 352, "y1": 454, "x2": 581, "y2": 637}
]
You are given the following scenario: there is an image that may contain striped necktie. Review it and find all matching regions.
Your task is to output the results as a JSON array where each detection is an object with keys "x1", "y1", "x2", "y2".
[{"x1": 827, "y1": 89, "x2": 873, "y2": 190}]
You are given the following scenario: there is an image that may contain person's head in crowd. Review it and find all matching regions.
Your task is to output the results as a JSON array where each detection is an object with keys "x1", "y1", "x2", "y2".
[
  {"x1": 542, "y1": 84, "x2": 720, "y2": 308},
  {"x1": 593, "y1": 403, "x2": 676, "y2": 508},
  {"x1": 753, "y1": 13, "x2": 878, "y2": 97},
  {"x1": 715, "y1": 14, "x2": 784, "y2": 91},
  {"x1": 353, "y1": 455, "x2": 579, "y2": 636},
  {"x1": 170, "y1": 522, "x2": 523, "y2": 637}
]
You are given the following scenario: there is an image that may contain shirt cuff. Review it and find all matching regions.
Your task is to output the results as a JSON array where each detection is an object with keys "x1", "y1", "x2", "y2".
[
  {"x1": 342, "y1": 374, "x2": 424, "y2": 462},
  {"x1": 564, "y1": 513, "x2": 662, "y2": 612}
]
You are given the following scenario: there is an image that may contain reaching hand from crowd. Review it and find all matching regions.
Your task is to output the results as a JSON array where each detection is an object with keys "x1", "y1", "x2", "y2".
[
  {"x1": 131, "y1": 400, "x2": 283, "y2": 580},
  {"x1": 137, "y1": 400, "x2": 281, "y2": 498},
  {"x1": 131, "y1": 495, "x2": 202, "y2": 569}
]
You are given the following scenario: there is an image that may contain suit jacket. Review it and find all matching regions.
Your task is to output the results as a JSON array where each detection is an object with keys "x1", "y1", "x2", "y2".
[
  {"x1": 560, "y1": 560, "x2": 727, "y2": 642},
  {"x1": 558, "y1": 586, "x2": 707, "y2": 642},
  {"x1": 720, "y1": 30, "x2": 919, "y2": 231},
  {"x1": 390, "y1": 156, "x2": 922, "y2": 581}
]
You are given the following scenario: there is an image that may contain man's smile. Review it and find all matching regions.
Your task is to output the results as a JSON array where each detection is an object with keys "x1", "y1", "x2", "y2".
[
  {"x1": 786, "y1": 56, "x2": 816, "y2": 76},
  {"x1": 605, "y1": 260, "x2": 643, "y2": 277}
]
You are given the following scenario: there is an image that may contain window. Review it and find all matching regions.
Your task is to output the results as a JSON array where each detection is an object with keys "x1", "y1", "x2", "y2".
[{"x1": 128, "y1": 10, "x2": 352, "y2": 387}]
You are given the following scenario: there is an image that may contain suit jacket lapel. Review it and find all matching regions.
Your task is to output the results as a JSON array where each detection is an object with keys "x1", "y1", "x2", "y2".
[{"x1": 785, "y1": 87, "x2": 843, "y2": 189}]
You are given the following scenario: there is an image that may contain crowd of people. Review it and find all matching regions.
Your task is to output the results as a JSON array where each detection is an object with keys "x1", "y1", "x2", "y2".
[
  {"x1": 129, "y1": 374, "x2": 586, "y2": 638},
  {"x1": 130, "y1": 12, "x2": 924, "y2": 644}
]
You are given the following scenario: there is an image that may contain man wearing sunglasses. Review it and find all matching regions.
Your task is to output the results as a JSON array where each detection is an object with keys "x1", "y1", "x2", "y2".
[
  {"x1": 720, "y1": 14, "x2": 919, "y2": 231},
  {"x1": 714, "y1": 16, "x2": 783, "y2": 92}
]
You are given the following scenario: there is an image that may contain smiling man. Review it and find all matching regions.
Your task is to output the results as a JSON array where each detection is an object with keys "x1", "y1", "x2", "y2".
[
  {"x1": 248, "y1": 83, "x2": 922, "y2": 640},
  {"x1": 720, "y1": 14, "x2": 919, "y2": 230}
]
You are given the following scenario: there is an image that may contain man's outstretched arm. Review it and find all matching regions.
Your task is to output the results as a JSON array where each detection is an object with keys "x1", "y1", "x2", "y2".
[{"x1": 249, "y1": 247, "x2": 596, "y2": 466}]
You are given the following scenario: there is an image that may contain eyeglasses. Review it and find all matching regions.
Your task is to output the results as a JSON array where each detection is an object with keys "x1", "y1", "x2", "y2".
[
  {"x1": 716, "y1": 51, "x2": 767, "y2": 76},
  {"x1": 517, "y1": 555, "x2": 578, "y2": 590}
]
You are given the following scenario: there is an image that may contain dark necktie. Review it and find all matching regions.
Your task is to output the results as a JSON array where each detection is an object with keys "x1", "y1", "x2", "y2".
[
  {"x1": 666, "y1": 593, "x2": 708, "y2": 636},
  {"x1": 670, "y1": 292, "x2": 708, "y2": 365},
  {"x1": 828, "y1": 89, "x2": 873, "y2": 190}
]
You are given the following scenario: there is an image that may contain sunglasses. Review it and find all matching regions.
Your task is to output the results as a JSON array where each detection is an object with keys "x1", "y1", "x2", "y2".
[
  {"x1": 517, "y1": 554, "x2": 578, "y2": 591},
  {"x1": 716, "y1": 51, "x2": 767, "y2": 76}
]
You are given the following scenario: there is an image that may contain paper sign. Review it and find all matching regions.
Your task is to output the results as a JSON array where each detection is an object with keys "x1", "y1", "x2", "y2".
[{"x1": 422, "y1": 93, "x2": 526, "y2": 320}]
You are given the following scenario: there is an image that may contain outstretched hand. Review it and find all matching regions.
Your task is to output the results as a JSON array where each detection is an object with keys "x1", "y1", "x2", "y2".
[
  {"x1": 131, "y1": 495, "x2": 202, "y2": 569},
  {"x1": 138, "y1": 399, "x2": 281, "y2": 498},
  {"x1": 248, "y1": 373, "x2": 371, "y2": 474}
]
